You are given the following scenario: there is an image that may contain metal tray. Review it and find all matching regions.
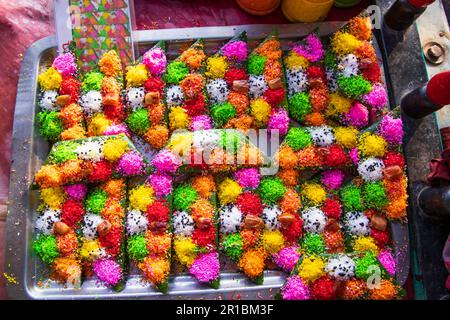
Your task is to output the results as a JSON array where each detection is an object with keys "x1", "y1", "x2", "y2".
[{"x1": 5, "y1": 23, "x2": 410, "y2": 300}]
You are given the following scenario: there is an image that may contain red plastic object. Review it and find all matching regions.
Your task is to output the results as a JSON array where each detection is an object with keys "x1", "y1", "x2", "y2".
[
  {"x1": 408, "y1": 0, "x2": 435, "y2": 8},
  {"x1": 426, "y1": 70, "x2": 450, "y2": 106}
]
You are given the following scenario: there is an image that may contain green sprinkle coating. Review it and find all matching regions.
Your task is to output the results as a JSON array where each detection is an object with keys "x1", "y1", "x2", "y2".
[
  {"x1": 85, "y1": 189, "x2": 108, "y2": 214},
  {"x1": 355, "y1": 252, "x2": 381, "y2": 281},
  {"x1": 211, "y1": 102, "x2": 236, "y2": 127},
  {"x1": 259, "y1": 177, "x2": 286, "y2": 204},
  {"x1": 38, "y1": 111, "x2": 63, "y2": 141},
  {"x1": 127, "y1": 235, "x2": 149, "y2": 262},
  {"x1": 247, "y1": 54, "x2": 266, "y2": 76},
  {"x1": 222, "y1": 233, "x2": 243, "y2": 262},
  {"x1": 338, "y1": 75, "x2": 372, "y2": 99},
  {"x1": 302, "y1": 233, "x2": 326, "y2": 255},
  {"x1": 363, "y1": 182, "x2": 388, "y2": 210},
  {"x1": 33, "y1": 234, "x2": 59, "y2": 265},
  {"x1": 341, "y1": 185, "x2": 364, "y2": 211},
  {"x1": 288, "y1": 92, "x2": 312, "y2": 122},
  {"x1": 126, "y1": 108, "x2": 150, "y2": 134},
  {"x1": 219, "y1": 129, "x2": 242, "y2": 152},
  {"x1": 166, "y1": 61, "x2": 189, "y2": 84},
  {"x1": 173, "y1": 184, "x2": 198, "y2": 211},
  {"x1": 284, "y1": 127, "x2": 312, "y2": 151},
  {"x1": 324, "y1": 50, "x2": 337, "y2": 69},
  {"x1": 82, "y1": 71, "x2": 104, "y2": 92},
  {"x1": 49, "y1": 142, "x2": 78, "y2": 164}
]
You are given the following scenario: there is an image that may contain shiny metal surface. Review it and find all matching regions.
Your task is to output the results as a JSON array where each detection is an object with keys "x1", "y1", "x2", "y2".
[{"x1": 5, "y1": 24, "x2": 409, "y2": 299}]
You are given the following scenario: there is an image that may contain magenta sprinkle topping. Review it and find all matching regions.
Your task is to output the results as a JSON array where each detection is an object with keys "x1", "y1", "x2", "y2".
[
  {"x1": 345, "y1": 102, "x2": 369, "y2": 128},
  {"x1": 63, "y1": 184, "x2": 87, "y2": 201},
  {"x1": 292, "y1": 34, "x2": 324, "y2": 63},
  {"x1": 93, "y1": 258, "x2": 122, "y2": 286},
  {"x1": 188, "y1": 252, "x2": 220, "y2": 283},
  {"x1": 142, "y1": 47, "x2": 166, "y2": 76},
  {"x1": 379, "y1": 114, "x2": 403, "y2": 146},
  {"x1": 190, "y1": 115, "x2": 213, "y2": 131},
  {"x1": 151, "y1": 149, "x2": 182, "y2": 174},
  {"x1": 234, "y1": 168, "x2": 260, "y2": 189},
  {"x1": 221, "y1": 40, "x2": 248, "y2": 62},
  {"x1": 321, "y1": 169, "x2": 345, "y2": 190},
  {"x1": 281, "y1": 275, "x2": 310, "y2": 300},
  {"x1": 52, "y1": 52, "x2": 77, "y2": 77},
  {"x1": 117, "y1": 151, "x2": 144, "y2": 176},
  {"x1": 268, "y1": 108, "x2": 290, "y2": 136},
  {"x1": 273, "y1": 246, "x2": 300, "y2": 273},
  {"x1": 148, "y1": 172, "x2": 173, "y2": 197},
  {"x1": 378, "y1": 250, "x2": 396, "y2": 276}
]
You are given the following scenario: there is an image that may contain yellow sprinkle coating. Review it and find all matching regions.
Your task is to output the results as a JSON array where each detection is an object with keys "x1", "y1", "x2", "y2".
[
  {"x1": 326, "y1": 93, "x2": 352, "y2": 116},
  {"x1": 353, "y1": 236, "x2": 379, "y2": 254},
  {"x1": 261, "y1": 230, "x2": 285, "y2": 254},
  {"x1": 206, "y1": 56, "x2": 228, "y2": 79},
  {"x1": 218, "y1": 178, "x2": 242, "y2": 206},
  {"x1": 331, "y1": 32, "x2": 362, "y2": 56},
  {"x1": 60, "y1": 125, "x2": 86, "y2": 140},
  {"x1": 41, "y1": 187, "x2": 66, "y2": 209},
  {"x1": 129, "y1": 185, "x2": 155, "y2": 211},
  {"x1": 80, "y1": 240, "x2": 102, "y2": 261},
  {"x1": 174, "y1": 237, "x2": 197, "y2": 267},
  {"x1": 126, "y1": 64, "x2": 149, "y2": 87},
  {"x1": 250, "y1": 98, "x2": 271, "y2": 128},
  {"x1": 169, "y1": 106, "x2": 190, "y2": 130},
  {"x1": 301, "y1": 182, "x2": 326, "y2": 205},
  {"x1": 167, "y1": 131, "x2": 193, "y2": 157},
  {"x1": 359, "y1": 132, "x2": 387, "y2": 158},
  {"x1": 99, "y1": 50, "x2": 122, "y2": 77},
  {"x1": 38, "y1": 67, "x2": 62, "y2": 91},
  {"x1": 87, "y1": 113, "x2": 112, "y2": 137},
  {"x1": 284, "y1": 51, "x2": 310, "y2": 70},
  {"x1": 334, "y1": 126, "x2": 358, "y2": 149},
  {"x1": 103, "y1": 138, "x2": 129, "y2": 162},
  {"x1": 298, "y1": 255, "x2": 326, "y2": 283}
]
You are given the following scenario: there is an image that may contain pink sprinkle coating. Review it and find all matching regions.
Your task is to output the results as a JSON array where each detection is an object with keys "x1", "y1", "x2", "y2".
[
  {"x1": 234, "y1": 168, "x2": 260, "y2": 189},
  {"x1": 188, "y1": 252, "x2": 220, "y2": 283},
  {"x1": 52, "y1": 52, "x2": 77, "y2": 77},
  {"x1": 63, "y1": 184, "x2": 87, "y2": 201},
  {"x1": 363, "y1": 84, "x2": 388, "y2": 110},
  {"x1": 268, "y1": 108, "x2": 290, "y2": 136},
  {"x1": 103, "y1": 124, "x2": 130, "y2": 136},
  {"x1": 292, "y1": 34, "x2": 324, "y2": 63},
  {"x1": 345, "y1": 102, "x2": 369, "y2": 128},
  {"x1": 142, "y1": 47, "x2": 166, "y2": 76},
  {"x1": 221, "y1": 40, "x2": 248, "y2": 62},
  {"x1": 151, "y1": 149, "x2": 182, "y2": 174},
  {"x1": 273, "y1": 246, "x2": 300, "y2": 273},
  {"x1": 281, "y1": 275, "x2": 310, "y2": 300},
  {"x1": 148, "y1": 173, "x2": 173, "y2": 197},
  {"x1": 117, "y1": 151, "x2": 144, "y2": 176},
  {"x1": 190, "y1": 115, "x2": 213, "y2": 131},
  {"x1": 321, "y1": 169, "x2": 345, "y2": 190},
  {"x1": 349, "y1": 147, "x2": 359, "y2": 165},
  {"x1": 378, "y1": 250, "x2": 396, "y2": 276},
  {"x1": 93, "y1": 258, "x2": 122, "y2": 286},
  {"x1": 379, "y1": 114, "x2": 403, "y2": 146}
]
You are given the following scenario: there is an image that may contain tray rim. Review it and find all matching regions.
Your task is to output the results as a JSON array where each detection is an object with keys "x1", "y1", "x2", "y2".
[{"x1": 5, "y1": 24, "x2": 410, "y2": 300}]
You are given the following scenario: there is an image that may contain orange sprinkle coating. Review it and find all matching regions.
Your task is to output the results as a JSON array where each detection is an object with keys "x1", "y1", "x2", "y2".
[
  {"x1": 342, "y1": 279, "x2": 367, "y2": 300},
  {"x1": 255, "y1": 39, "x2": 282, "y2": 60},
  {"x1": 138, "y1": 256, "x2": 170, "y2": 285},
  {"x1": 349, "y1": 16, "x2": 372, "y2": 41},
  {"x1": 324, "y1": 230, "x2": 344, "y2": 253},
  {"x1": 99, "y1": 50, "x2": 122, "y2": 77},
  {"x1": 180, "y1": 47, "x2": 206, "y2": 70},
  {"x1": 60, "y1": 159, "x2": 85, "y2": 184},
  {"x1": 228, "y1": 92, "x2": 249, "y2": 115},
  {"x1": 277, "y1": 145, "x2": 298, "y2": 169},
  {"x1": 280, "y1": 188, "x2": 301, "y2": 214},
  {"x1": 145, "y1": 231, "x2": 172, "y2": 256},
  {"x1": 52, "y1": 257, "x2": 81, "y2": 284},
  {"x1": 241, "y1": 229, "x2": 261, "y2": 250},
  {"x1": 369, "y1": 279, "x2": 398, "y2": 300},
  {"x1": 190, "y1": 198, "x2": 214, "y2": 221},
  {"x1": 35, "y1": 164, "x2": 63, "y2": 188},
  {"x1": 310, "y1": 87, "x2": 329, "y2": 113},
  {"x1": 354, "y1": 41, "x2": 377, "y2": 63},
  {"x1": 277, "y1": 168, "x2": 299, "y2": 187},
  {"x1": 191, "y1": 175, "x2": 216, "y2": 198},
  {"x1": 57, "y1": 230, "x2": 78, "y2": 257},
  {"x1": 102, "y1": 76, "x2": 121, "y2": 95},
  {"x1": 101, "y1": 199, "x2": 125, "y2": 227},
  {"x1": 297, "y1": 146, "x2": 322, "y2": 168},
  {"x1": 305, "y1": 112, "x2": 326, "y2": 126},
  {"x1": 180, "y1": 73, "x2": 204, "y2": 99},
  {"x1": 149, "y1": 103, "x2": 165, "y2": 125},
  {"x1": 60, "y1": 125, "x2": 86, "y2": 140},
  {"x1": 385, "y1": 196, "x2": 407, "y2": 219},
  {"x1": 59, "y1": 103, "x2": 83, "y2": 128},
  {"x1": 264, "y1": 59, "x2": 282, "y2": 83},
  {"x1": 144, "y1": 125, "x2": 169, "y2": 150},
  {"x1": 224, "y1": 114, "x2": 253, "y2": 133},
  {"x1": 103, "y1": 178, "x2": 126, "y2": 198},
  {"x1": 238, "y1": 248, "x2": 267, "y2": 279},
  {"x1": 237, "y1": 144, "x2": 263, "y2": 166}
]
